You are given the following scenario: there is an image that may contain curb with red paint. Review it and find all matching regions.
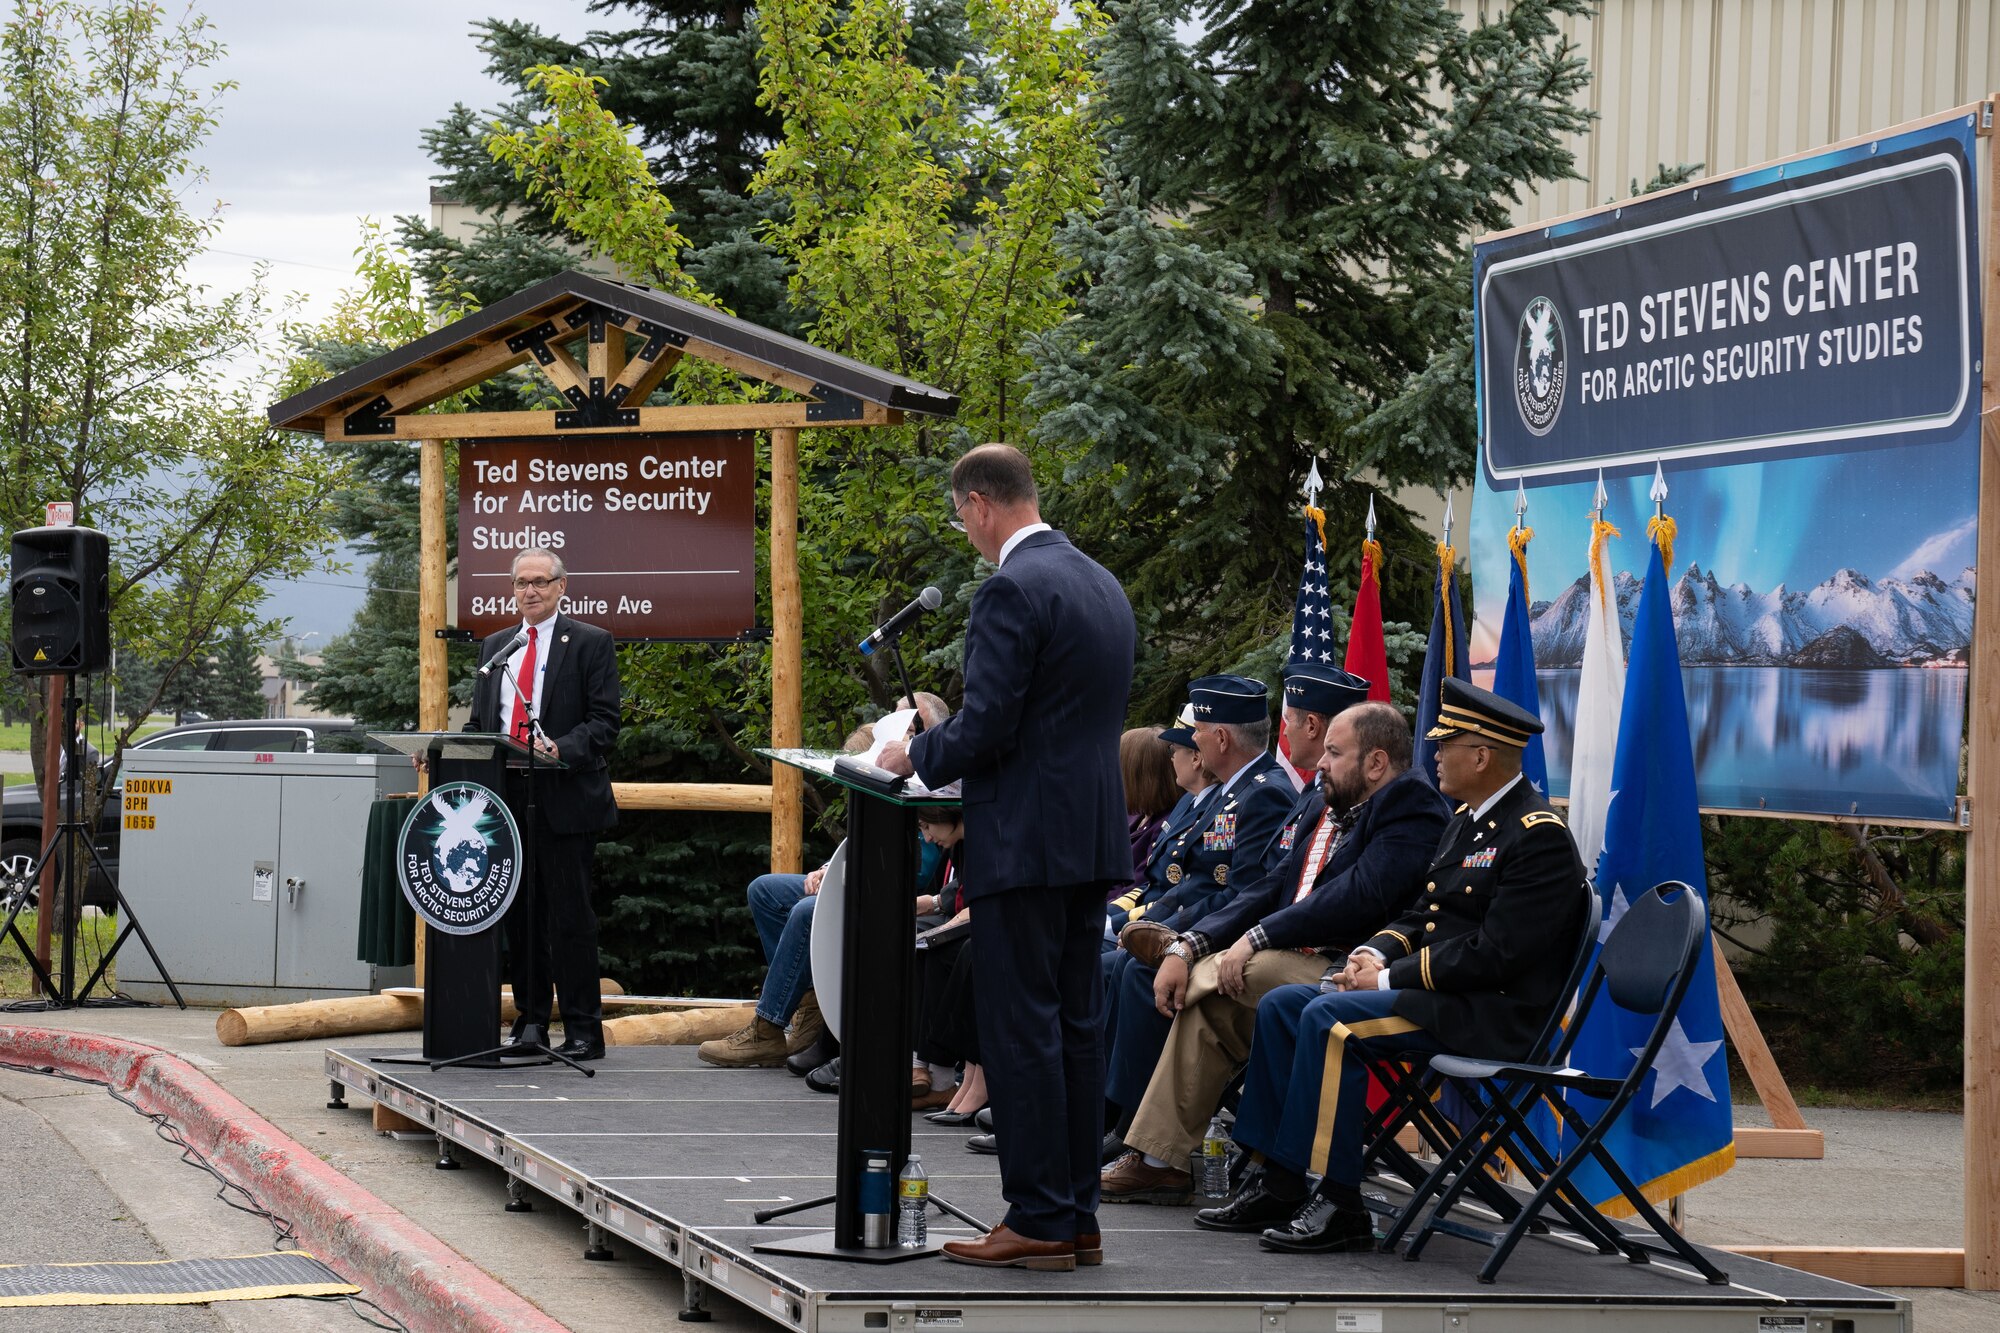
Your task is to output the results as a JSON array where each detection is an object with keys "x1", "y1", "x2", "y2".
[{"x1": 0, "y1": 1024, "x2": 570, "y2": 1333}]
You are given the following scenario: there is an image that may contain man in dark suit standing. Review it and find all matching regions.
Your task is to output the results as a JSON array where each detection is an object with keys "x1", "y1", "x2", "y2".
[
  {"x1": 469, "y1": 547, "x2": 621, "y2": 1061},
  {"x1": 878, "y1": 443, "x2": 1135, "y2": 1272}
]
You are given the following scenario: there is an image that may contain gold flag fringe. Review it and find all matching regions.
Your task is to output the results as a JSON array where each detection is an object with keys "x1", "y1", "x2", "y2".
[
  {"x1": 1590, "y1": 1142, "x2": 1737, "y2": 1219},
  {"x1": 1507, "y1": 524, "x2": 1534, "y2": 601},
  {"x1": 1435, "y1": 542, "x2": 1457, "y2": 675},
  {"x1": 1647, "y1": 513, "x2": 1678, "y2": 575}
]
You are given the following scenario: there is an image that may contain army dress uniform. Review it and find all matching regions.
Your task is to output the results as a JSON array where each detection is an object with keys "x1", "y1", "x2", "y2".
[{"x1": 1227, "y1": 680, "x2": 1588, "y2": 1193}]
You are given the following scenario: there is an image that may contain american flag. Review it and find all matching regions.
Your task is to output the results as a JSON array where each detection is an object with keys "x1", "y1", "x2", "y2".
[{"x1": 1291, "y1": 511, "x2": 1342, "y2": 665}]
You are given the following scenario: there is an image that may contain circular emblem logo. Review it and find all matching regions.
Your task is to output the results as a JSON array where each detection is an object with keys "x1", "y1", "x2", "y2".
[
  {"x1": 1513, "y1": 295, "x2": 1566, "y2": 436},
  {"x1": 397, "y1": 781, "x2": 522, "y2": 935},
  {"x1": 1166, "y1": 863, "x2": 1183, "y2": 885}
]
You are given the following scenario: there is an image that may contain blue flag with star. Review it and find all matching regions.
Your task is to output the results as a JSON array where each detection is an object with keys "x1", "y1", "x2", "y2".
[
  {"x1": 1490, "y1": 539, "x2": 1548, "y2": 794},
  {"x1": 1291, "y1": 509, "x2": 1339, "y2": 665},
  {"x1": 1412, "y1": 546, "x2": 1469, "y2": 788},
  {"x1": 1562, "y1": 534, "x2": 1735, "y2": 1211}
]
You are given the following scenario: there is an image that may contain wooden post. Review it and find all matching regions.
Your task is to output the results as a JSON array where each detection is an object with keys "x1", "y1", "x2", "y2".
[
  {"x1": 1965, "y1": 94, "x2": 2000, "y2": 1293},
  {"x1": 769, "y1": 426, "x2": 804, "y2": 873},
  {"x1": 414, "y1": 437, "x2": 450, "y2": 987}
]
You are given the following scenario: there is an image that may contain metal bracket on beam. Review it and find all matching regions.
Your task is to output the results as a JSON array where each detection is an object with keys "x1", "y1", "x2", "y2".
[
  {"x1": 554, "y1": 375, "x2": 641, "y2": 430},
  {"x1": 805, "y1": 384, "x2": 866, "y2": 423},
  {"x1": 505, "y1": 320, "x2": 563, "y2": 365},
  {"x1": 342, "y1": 395, "x2": 398, "y2": 436},
  {"x1": 632, "y1": 318, "x2": 687, "y2": 363}
]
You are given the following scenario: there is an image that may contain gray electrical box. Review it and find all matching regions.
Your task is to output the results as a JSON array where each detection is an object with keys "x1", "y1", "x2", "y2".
[{"x1": 118, "y1": 749, "x2": 416, "y2": 1005}]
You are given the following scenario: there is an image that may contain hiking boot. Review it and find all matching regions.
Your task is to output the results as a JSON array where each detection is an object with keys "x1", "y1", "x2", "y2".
[
  {"x1": 787, "y1": 991, "x2": 826, "y2": 1055},
  {"x1": 697, "y1": 1016, "x2": 790, "y2": 1068}
]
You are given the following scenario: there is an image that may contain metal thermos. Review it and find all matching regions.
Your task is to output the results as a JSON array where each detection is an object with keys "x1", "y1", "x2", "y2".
[{"x1": 860, "y1": 1148, "x2": 893, "y2": 1248}]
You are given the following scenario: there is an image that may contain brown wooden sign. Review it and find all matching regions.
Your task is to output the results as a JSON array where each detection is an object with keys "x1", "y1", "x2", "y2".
[{"x1": 458, "y1": 432, "x2": 757, "y2": 641}]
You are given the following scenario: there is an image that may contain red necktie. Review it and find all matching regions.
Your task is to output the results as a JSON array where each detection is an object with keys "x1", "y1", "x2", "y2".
[{"x1": 508, "y1": 626, "x2": 539, "y2": 742}]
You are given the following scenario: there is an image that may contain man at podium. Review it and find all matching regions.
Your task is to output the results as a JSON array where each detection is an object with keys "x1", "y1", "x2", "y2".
[
  {"x1": 469, "y1": 547, "x2": 622, "y2": 1060},
  {"x1": 880, "y1": 443, "x2": 1136, "y2": 1271}
]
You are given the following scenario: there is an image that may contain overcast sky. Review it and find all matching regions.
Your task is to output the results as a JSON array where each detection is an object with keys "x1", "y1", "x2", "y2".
[{"x1": 183, "y1": 2, "x2": 585, "y2": 646}]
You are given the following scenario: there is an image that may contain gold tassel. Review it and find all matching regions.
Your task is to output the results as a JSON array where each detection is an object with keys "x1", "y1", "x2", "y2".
[
  {"x1": 1647, "y1": 513, "x2": 1678, "y2": 575},
  {"x1": 1589, "y1": 518, "x2": 1621, "y2": 619},
  {"x1": 1306, "y1": 504, "x2": 1327, "y2": 556},
  {"x1": 1436, "y1": 542, "x2": 1457, "y2": 676},
  {"x1": 1361, "y1": 538, "x2": 1383, "y2": 579},
  {"x1": 1507, "y1": 524, "x2": 1534, "y2": 601}
]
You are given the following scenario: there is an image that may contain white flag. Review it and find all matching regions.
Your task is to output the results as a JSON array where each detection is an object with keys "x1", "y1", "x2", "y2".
[{"x1": 1568, "y1": 510, "x2": 1625, "y2": 882}]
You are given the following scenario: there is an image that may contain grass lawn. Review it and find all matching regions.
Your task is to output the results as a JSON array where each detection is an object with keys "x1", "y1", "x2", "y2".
[
  {"x1": 0, "y1": 716, "x2": 176, "y2": 752},
  {"x1": 3, "y1": 771, "x2": 32, "y2": 788},
  {"x1": 0, "y1": 912, "x2": 117, "y2": 998}
]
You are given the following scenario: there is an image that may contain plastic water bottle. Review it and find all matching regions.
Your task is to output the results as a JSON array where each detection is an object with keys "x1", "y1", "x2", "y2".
[
  {"x1": 1198, "y1": 1116, "x2": 1231, "y2": 1198},
  {"x1": 897, "y1": 1152, "x2": 929, "y2": 1247}
]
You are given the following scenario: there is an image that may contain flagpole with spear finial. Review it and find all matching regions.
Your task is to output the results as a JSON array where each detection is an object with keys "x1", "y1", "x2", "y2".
[
  {"x1": 1650, "y1": 460, "x2": 1676, "y2": 573},
  {"x1": 1510, "y1": 480, "x2": 1533, "y2": 601}
]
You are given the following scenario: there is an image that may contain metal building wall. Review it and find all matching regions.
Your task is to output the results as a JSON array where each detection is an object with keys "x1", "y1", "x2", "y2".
[{"x1": 1447, "y1": 0, "x2": 2000, "y2": 225}]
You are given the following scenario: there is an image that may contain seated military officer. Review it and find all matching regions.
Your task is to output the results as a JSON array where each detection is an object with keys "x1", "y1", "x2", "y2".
[
  {"x1": 1100, "y1": 701, "x2": 1448, "y2": 1201},
  {"x1": 1203, "y1": 679, "x2": 1587, "y2": 1252},
  {"x1": 1099, "y1": 667, "x2": 1362, "y2": 1155}
]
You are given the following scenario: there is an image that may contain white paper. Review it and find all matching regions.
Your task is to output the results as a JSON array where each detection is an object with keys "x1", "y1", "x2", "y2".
[
  {"x1": 252, "y1": 867, "x2": 274, "y2": 903},
  {"x1": 860, "y1": 708, "x2": 917, "y2": 765}
]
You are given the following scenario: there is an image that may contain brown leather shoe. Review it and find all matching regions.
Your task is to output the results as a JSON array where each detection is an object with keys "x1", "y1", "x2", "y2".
[
  {"x1": 1100, "y1": 1150, "x2": 1193, "y2": 1204},
  {"x1": 1075, "y1": 1230, "x2": 1103, "y2": 1266},
  {"x1": 912, "y1": 1087, "x2": 955, "y2": 1111},
  {"x1": 1118, "y1": 919, "x2": 1178, "y2": 968},
  {"x1": 941, "y1": 1224, "x2": 1076, "y2": 1271}
]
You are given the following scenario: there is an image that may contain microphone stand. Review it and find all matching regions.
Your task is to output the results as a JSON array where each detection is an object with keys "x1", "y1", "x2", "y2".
[
  {"x1": 431, "y1": 644, "x2": 592, "y2": 1078},
  {"x1": 882, "y1": 637, "x2": 925, "y2": 737}
]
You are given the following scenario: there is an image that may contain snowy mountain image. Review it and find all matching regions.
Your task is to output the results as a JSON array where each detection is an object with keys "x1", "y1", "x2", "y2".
[{"x1": 1524, "y1": 564, "x2": 1973, "y2": 669}]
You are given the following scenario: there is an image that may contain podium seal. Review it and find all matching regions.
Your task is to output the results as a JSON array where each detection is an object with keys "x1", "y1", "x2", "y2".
[{"x1": 397, "y1": 781, "x2": 522, "y2": 935}]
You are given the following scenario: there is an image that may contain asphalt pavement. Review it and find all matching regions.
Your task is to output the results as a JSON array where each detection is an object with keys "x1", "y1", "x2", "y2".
[{"x1": 0, "y1": 1003, "x2": 1995, "y2": 1331}]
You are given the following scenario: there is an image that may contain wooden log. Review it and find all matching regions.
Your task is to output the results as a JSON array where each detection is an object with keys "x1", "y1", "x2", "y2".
[
  {"x1": 604, "y1": 1003, "x2": 754, "y2": 1047},
  {"x1": 612, "y1": 781, "x2": 773, "y2": 812},
  {"x1": 770, "y1": 425, "x2": 804, "y2": 875},
  {"x1": 1721, "y1": 1246, "x2": 1964, "y2": 1288},
  {"x1": 216, "y1": 981, "x2": 630, "y2": 1046}
]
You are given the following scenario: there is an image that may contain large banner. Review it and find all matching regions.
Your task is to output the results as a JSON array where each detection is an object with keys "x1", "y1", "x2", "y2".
[{"x1": 1469, "y1": 111, "x2": 1982, "y2": 824}]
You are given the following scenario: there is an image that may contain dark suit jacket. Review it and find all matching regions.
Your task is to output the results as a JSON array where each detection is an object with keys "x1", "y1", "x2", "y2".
[
  {"x1": 909, "y1": 529, "x2": 1135, "y2": 899},
  {"x1": 1362, "y1": 778, "x2": 1587, "y2": 1059},
  {"x1": 467, "y1": 613, "x2": 621, "y2": 835},
  {"x1": 1191, "y1": 767, "x2": 1450, "y2": 952}
]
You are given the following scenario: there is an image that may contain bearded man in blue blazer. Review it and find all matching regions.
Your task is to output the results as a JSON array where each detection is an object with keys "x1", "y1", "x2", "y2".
[{"x1": 879, "y1": 443, "x2": 1135, "y2": 1272}]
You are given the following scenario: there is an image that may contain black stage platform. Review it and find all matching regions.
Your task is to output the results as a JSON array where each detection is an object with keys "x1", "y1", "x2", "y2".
[{"x1": 326, "y1": 1044, "x2": 1909, "y2": 1332}]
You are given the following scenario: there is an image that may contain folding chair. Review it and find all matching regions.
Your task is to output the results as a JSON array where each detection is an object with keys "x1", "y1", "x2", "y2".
[
  {"x1": 1396, "y1": 881, "x2": 1727, "y2": 1285},
  {"x1": 1356, "y1": 878, "x2": 1601, "y2": 1237}
]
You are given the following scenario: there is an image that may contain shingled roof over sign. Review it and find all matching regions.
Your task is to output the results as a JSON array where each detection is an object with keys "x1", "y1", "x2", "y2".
[{"x1": 266, "y1": 270, "x2": 959, "y2": 439}]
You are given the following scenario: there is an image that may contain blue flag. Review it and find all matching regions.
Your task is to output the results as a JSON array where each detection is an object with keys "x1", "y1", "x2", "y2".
[
  {"x1": 1489, "y1": 540, "x2": 1549, "y2": 794},
  {"x1": 1563, "y1": 536, "x2": 1735, "y2": 1212},
  {"x1": 1412, "y1": 548, "x2": 1469, "y2": 787}
]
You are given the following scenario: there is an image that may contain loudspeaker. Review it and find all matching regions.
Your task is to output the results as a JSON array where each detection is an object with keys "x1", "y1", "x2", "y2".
[{"x1": 10, "y1": 525, "x2": 110, "y2": 675}]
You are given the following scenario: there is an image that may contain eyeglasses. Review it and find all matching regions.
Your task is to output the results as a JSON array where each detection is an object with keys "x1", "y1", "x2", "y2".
[
  {"x1": 512, "y1": 576, "x2": 562, "y2": 591},
  {"x1": 948, "y1": 492, "x2": 977, "y2": 533}
]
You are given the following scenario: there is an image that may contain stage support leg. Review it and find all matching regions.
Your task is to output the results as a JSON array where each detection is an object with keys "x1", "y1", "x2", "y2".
[
  {"x1": 677, "y1": 1271, "x2": 713, "y2": 1323},
  {"x1": 326, "y1": 1080, "x2": 346, "y2": 1111},
  {"x1": 506, "y1": 1177, "x2": 533, "y2": 1213},
  {"x1": 585, "y1": 1222, "x2": 614, "y2": 1262},
  {"x1": 436, "y1": 1137, "x2": 459, "y2": 1171}
]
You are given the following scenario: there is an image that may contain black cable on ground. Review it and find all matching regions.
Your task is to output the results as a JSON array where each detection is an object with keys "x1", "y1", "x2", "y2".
[{"x1": 0, "y1": 1058, "x2": 409, "y2": 1332}]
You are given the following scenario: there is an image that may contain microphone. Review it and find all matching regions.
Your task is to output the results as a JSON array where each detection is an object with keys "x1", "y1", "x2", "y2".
[
  {"x1": 478, "y1": 625, "x2": 531, "y2": 677},
  {"x1": 858, "y1": 586, "x2": 942, "y2": 656}
]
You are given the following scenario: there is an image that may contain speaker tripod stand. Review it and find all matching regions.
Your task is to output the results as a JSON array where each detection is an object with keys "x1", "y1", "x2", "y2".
[{"x1": 0, "y1": 674, "x2": 183, "y2": 1010}]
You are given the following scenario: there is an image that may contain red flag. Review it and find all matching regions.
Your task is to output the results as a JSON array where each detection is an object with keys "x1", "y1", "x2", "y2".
[{"x1": 1345, "y1": 539, "x2": 1392, "y2": 702}]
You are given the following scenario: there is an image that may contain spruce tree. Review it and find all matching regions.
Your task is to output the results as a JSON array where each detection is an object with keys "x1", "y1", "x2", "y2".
[{"x1": 1027, "y1": 0, "x2": 1593, "y2": 715}]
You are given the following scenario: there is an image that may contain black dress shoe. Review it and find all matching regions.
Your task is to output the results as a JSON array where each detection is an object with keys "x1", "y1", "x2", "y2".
[
  {"x1": 1099, "y1": 1131, "x2": 1126, "y2": 1166},
  {"x1": 1194, "y1": 1177, "x2": 1298, "y2": 1233},
  {"x1": 805, "y1": 1056, "x2": 840, "y2": 1094},
  {"x1": 966, "y1": 1132, "x2": 999, "y2": 1155},
  {"x1": 786, "y1": 1030, "x2": 837, "y2": 1076},
  {"x1": 926, "y1": 1107, "x2": 983, "y2": 1126},
  {"x1": 555, "y1": 1037, "x2": 606, "y2": 1061},
  {"x1": 975, "y1": 1107, "x2": 995, "y2": 1132},
  {"x1": 1258, "y1": 1192, "x2": 1377, "y2": 1253}
]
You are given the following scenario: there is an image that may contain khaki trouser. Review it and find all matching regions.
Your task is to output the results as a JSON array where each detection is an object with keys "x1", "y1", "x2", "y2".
[{"x1": 1121, "y1": 948, "x2": 1333, "y2": 1167}]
